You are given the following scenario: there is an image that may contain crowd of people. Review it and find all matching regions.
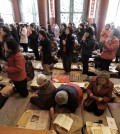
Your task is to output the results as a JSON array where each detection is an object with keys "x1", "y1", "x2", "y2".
[{"x1": 0, "y1": 20, "x2": 120, "y2": 116}]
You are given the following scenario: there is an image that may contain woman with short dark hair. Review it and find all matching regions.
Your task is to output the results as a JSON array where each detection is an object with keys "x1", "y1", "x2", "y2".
[
  {"x1": 80, "y1": 27, "x2": 96, "y2": 74},
  {"x1": 0, "y1": 25, "x2": 11, "y2": 59},
  {"x1": 9, "y1": 24, "x2": 19, "y2": 44},
  {"x1": 3, "y1": 38, "x2": 28, "y2": 97},
  {"x1": 29, "y1": 23, "x2": 40, "y2": 60},
  {"x1": 39, "y1": 29, "x2": 52, "y2": 75},
  {"x1": 60, "y1": 26, "x2": 75, "y2": 73}
]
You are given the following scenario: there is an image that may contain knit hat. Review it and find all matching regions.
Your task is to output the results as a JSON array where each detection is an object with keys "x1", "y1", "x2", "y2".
[
  {"x1": 97, "y1": 71, "x2": 110, "y2": 80},
  {"x1": 55, "y1": 91, "x2": 68, "y2": 105},
  {"x1": 37, "y1": 74, "x2": 47, "y2": 85}
]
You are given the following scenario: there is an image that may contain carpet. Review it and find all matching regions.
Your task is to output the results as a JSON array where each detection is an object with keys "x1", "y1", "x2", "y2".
[{"x1": 0, "y1": 94, "x2": 30, "y2": 126}]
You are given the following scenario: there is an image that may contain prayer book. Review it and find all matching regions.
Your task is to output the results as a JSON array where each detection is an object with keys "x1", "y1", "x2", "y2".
[{"x1": 53, "y1": 114, "x2": 73, "y2": 131}]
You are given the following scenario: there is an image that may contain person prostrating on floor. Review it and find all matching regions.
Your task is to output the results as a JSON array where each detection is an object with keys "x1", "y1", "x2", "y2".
[
  {"x1": 2, "y1": 38, "x2": 28, "y2": 97},
  {"x1": 53, "y1": 83, "x2": 83, "y2": 113}
]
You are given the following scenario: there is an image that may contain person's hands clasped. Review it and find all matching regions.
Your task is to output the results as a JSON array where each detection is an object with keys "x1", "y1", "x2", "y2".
[{"x1": 62, "y1": 40, "x2": 66, "y2": 45}]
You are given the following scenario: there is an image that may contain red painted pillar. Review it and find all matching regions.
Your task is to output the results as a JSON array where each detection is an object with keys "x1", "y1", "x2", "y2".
[
  {"x1": 37, "y1": 0, "x2": 48, "y2": 27},
  {"x1": 95, "y1": 0, "x2": 109, "y2": 39},
  {"x1": 48, "y1": 0, "x2": 55, "y2": 25},
  {"x1": 85, "y1": 0, "x2": 90, "y2": 21},
  {"x1": 12, "y1": 0, "x2": 21, "y2": 22},
  {"x1": 87, "y1": 0, "x2": 96, "y2": 24},
  {"x1": 55, "y1": 0, "x2": 60, "y2": 25}
]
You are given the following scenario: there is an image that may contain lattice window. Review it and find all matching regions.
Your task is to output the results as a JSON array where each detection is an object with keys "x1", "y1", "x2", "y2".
[
  {"x1": 60, "y1": 0, "x2": 84, "y2": 27},
  {"x1": 19, "y1": 0, "x2": 39, "y2": 24},
  {"x1": 0, "y1": 0, "x2": 14, "y2": 23},
  {"x1": 60, "y1": 13, "x2": 69, "y2": 24},
  {"x1": 73, "y1": 0, "x2": 83, "y2": 12}
]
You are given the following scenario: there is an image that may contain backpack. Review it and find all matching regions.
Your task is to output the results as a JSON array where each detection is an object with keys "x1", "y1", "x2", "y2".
[{"x1": 25, "y1": 60, "x2": 34, "y2": 80}]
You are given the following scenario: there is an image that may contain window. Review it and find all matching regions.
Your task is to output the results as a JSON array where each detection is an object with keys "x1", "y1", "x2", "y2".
[
  {"x1": 0, "y1": 0, "x2": 14, "y2": 24},
  {"x1": 60, "y1": 0, "x2": 84, "y2": 27},
  {"x1": 19, "y1": 0, "x2": 39, "y2": 24},
  {"x1": 106, "y1": 0, "x2": 120, "y2": 27}
]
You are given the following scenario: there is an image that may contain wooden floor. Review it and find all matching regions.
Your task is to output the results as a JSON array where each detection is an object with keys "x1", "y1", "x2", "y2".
[{"x1": 0, "y1": 59, "x2": 120, "y2": 134}]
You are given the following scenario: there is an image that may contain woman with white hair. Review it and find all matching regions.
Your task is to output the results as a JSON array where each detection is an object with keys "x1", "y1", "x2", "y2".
[
  {"x1": 83, "y1": 71, "x2": 114, "y2": 116},
  {"x1": 30, "y1": 74, "x2": 56, "y2": 110},
  {"x1": 54, "y1": 83, "x2": 83, "y2": 112}
]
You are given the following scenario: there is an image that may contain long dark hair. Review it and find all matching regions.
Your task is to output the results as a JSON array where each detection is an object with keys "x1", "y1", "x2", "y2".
[{"x1": 4, "y1": 38, "x2": 19, "y2": 55}]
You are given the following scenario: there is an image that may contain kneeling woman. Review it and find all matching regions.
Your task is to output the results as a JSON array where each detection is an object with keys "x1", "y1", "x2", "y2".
[
  {"x1": 83, "y1": 71, "x2": 113, "y2": 116},
  {"x1": 3, "y1": 38, "x2": 28, "y2": 97}
]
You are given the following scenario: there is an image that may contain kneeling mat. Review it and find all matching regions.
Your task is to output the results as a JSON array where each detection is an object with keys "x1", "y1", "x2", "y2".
[{"x1": 51, "y1": 113, "x2": 82, "y2": 134}]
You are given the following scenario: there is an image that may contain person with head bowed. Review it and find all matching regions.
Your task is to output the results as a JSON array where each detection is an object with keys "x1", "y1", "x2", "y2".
[
  {"x1": 30, "y1": 74, "x2": 56, "y2": 110},
  {"x1": 54, "y1": 83, "x2": 83, "y2": 113},
  {"x1": 80, "y1": 27, "x2": 96, "y2": 74},
  {"x1": 83, "y1": 71, "x2": 114, "y2": 116}
]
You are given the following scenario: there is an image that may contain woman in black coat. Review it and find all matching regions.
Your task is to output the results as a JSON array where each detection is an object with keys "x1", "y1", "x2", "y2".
[
  {"x1": 60, "y1": 27, "x2": 75, "y2": 74},
  {"x1": 9, "y1": 24, "x2": 19, "y2": 45},
  {"x1": 39, "y1": 29, "x2": 52, "y2": 75},
  {"x1": 0, "y1": 25, "x2": 11, "y2": 59},
  {"x1": 29, "y1": 23, "x2": 40, "y2": 60},
  {"x1": 77, "y1": 23, "x2": 85, "y2": 44},
  {"x1": 80, "y1": 27, "x2": 96, "y2": 74}
]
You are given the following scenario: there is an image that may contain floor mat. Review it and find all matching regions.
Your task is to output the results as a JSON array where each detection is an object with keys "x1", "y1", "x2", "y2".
[
  {"x1": 53, "y1": 63, "x2": 81, "y2": 71},
  {"x1": 70, "y1": 73, "x2": 87, "y2": 82},
  {"x1": 52, "y1": 74, "x2": 70, "y2": 83},
  {"x1": 17, "y1": 110, "x2": 50, "y2": 130},
  {"x1": 0, "y1": 94, "x2": 30, "y2": 126}
]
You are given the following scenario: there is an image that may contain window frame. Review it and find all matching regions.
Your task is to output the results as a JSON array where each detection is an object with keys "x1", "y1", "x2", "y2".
[{"x1": 59, "y1": 0, "x2": 84, "y2": 26}]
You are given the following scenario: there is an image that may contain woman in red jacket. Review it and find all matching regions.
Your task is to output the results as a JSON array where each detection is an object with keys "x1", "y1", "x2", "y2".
[
  {"x1": 83, "y1": 71, "x2": 113, "y2": 116},
  {"x1": 95, "y1": 28, "x2": 119, "y2": 71},
  {"x1": 3, "y1": 38, "x2": 28, "y2": 97}
]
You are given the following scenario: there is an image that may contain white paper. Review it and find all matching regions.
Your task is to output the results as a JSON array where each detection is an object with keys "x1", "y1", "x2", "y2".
[
  {"x1": 114, "y1": 85, "x2": 120, "y2": 92},
  {"x1": 71, "y1": 82, "x2": 89, "y2": 88},
  {"x1": 102, "y1": 126, "x2": 111, "y2": 134},
  {"x1": 106, "y1": 117, "x2": 118, "y2": 130},
  {"x1": 53, "y1": 83, "x2": 66, "y2": 88}
]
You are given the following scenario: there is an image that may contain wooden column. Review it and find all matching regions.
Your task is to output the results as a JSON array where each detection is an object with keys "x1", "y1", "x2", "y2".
[
  {"x1": 12, "y1": 0, "x2": 21, "y2": 22},
  {"x1": 83, "y1": 0, "x2": 90, "y2": 21},
  {"x1": 95, "y1": 0, "x2": 109, "y2": 39},
  {"x1": 55, "y1": 0, "x2": 60, "y2": 26},
  {"x1": 48, "y1": 0, "x2": 55, "y2": 25},
  {"x1": 37, "y1": 0, "x2": 48, "y2": 27}
]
